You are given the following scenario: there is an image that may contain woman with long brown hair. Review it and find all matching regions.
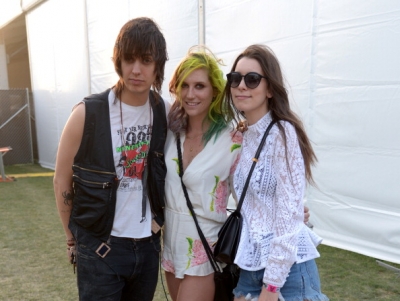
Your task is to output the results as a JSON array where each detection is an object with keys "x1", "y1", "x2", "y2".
[{"x1": 225, "y1": 44, "x2": 329, "y2": 301}]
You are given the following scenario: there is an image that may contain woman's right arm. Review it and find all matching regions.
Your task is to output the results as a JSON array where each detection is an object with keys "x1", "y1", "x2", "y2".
[{"x1": 263, "y1": 122, "x2": 306, "y2": 287}]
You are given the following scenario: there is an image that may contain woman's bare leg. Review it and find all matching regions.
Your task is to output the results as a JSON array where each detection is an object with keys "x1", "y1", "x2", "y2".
[
  {"x1": 165, "y1": 271, "x2": 181, "y2": 301},
  {"x1": 176, "y1": 273, "x2": 215, "y2": 301}
]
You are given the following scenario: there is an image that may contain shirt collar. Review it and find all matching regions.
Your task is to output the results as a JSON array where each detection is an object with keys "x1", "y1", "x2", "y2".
[{"x1": 247, "y1": 111, "x2": 273, "y2": 135}]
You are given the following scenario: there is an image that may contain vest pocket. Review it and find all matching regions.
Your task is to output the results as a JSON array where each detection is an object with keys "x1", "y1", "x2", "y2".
[{"x1": 72, "y1": 165, "x2": 116, "y2": 230}]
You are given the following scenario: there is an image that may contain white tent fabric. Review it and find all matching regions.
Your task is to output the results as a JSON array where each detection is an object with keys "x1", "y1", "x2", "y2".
[
  {"x1": 84, "y1": 0, "x2": 199, "y2": 96},
  {"x1": 13, "y1": 0, "x2": 400, "y2": 264},
  {"x1": 307, "y1": 1, "x2": 400, "y2": 264},
  {"x1": 0, "y1": 0, "x2": 22, "y2": 28},
  {"x1": 26, "y1": 0, "x2": 90, "y2": 168},
  {"x1": 210, "y1": 0, "x2": 400, "y2": 264}
]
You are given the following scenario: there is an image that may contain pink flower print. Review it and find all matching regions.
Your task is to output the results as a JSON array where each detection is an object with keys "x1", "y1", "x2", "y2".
[
  {"x1": 191, "y1": 239, "x2": 209, "y2": 266},
  {"x1": 230, "y1": 131, "x2": 243, "y2": 144},
  {"x1": 186, "y1": 238, "x2": 214, "y2": 267},
  {"x1": 214, "y1": 180, "x2": 228, "y2": 214},
  {"x1": 210, "y1": 176, "x2": 228, "y2": 214},
  {"x1": 161, "y1": 258, "x2": 175, "y2": 274}
]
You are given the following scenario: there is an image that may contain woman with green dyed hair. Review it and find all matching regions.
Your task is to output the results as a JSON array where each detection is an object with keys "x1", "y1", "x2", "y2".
[{"x1": 161, "y1": 46, "x2": 243, "y2": 301}]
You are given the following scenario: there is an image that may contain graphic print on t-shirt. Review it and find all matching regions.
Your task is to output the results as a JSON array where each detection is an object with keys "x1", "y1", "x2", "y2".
[
  {"x1": 115, "y1": 123, "x2": 151, "y2": 224},
  {"x1": 116, "y1": 124, "x2": 151, "y2": 187}
]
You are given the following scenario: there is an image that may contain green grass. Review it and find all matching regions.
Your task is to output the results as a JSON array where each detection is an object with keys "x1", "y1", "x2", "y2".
[
  {"x1": 318, "y1": 245, "x2": 400, "y2": 300},
  {"x1": 3, "y1": 163, "x2": 53, "y2": 174},
  {"x1": 1, "y1": 164, "x2": 399, "y2": 301}
]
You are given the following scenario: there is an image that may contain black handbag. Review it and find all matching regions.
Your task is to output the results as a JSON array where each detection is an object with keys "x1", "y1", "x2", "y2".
[
  {"x1": 176, "y1": 134, "x2": 239, "y2": 301},
  {"x1": 214, "y1": 120, "x2": 276, "y2": 264}
]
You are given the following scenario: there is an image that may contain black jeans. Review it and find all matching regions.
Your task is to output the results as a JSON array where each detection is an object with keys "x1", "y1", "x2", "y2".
[{"x1": 76, "y1": 234, "x2": 161, "y2": 301}]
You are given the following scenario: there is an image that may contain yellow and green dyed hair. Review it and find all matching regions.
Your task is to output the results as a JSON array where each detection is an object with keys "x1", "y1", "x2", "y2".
[{"x1": 168, "y1": 46, "x2": 234, "y2": 144}]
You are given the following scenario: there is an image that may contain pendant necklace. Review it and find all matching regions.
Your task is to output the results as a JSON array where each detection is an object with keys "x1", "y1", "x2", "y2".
[
  {"x1": 120, "y1": 99, "x2": 152, "y2": 146},
  {"x1": 185, "y1": 132, "x2": 204, "y2": 152}
]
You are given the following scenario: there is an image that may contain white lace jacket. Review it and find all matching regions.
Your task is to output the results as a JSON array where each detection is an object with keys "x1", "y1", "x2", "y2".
[{"x1": 233, "y1": 112, "x2": 322, "y2": 287}]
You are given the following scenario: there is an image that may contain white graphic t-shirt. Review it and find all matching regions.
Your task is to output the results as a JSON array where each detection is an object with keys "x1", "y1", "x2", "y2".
[{"x1": 108, "y1": 90, "x2": 152, "y2": 238}]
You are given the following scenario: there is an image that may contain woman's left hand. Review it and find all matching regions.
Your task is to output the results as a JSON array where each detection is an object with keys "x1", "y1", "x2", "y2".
[
  {"x1": 258, "y1": 288, "x2": 279, "y2": 301},
  {"x1": 304, "y1": 205, "x2": 310, "y2": 223}
]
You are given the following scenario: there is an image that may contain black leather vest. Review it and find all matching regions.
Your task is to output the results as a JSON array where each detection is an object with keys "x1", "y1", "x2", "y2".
[{"x1": 69, "y1": 89, "x2": 167, "y2": 244}]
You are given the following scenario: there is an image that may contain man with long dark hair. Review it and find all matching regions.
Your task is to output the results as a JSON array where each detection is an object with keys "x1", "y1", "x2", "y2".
[{"x1": 54, "y1": 17, "x2": 169, "y2": 300}]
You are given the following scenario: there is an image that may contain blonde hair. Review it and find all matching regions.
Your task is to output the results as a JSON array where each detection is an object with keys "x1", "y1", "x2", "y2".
[{"x1": 168, "y1": 46, "x2": 234, "y2": 143}]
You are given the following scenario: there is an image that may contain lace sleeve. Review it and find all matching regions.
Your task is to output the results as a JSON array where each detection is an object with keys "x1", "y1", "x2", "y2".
[{"x1": 263, "y1": 122, "x2": 306, "y2": 287}]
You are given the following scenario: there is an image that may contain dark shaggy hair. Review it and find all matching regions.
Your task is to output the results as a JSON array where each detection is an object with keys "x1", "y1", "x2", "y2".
[{"x1": 112, "y1": 17, "x2": 168, "y2": 100}]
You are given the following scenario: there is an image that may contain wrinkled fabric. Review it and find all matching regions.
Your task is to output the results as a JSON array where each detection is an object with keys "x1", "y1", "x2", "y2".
[{"x1": 162, "y1": 127, "x2": 242, "y2": 278}]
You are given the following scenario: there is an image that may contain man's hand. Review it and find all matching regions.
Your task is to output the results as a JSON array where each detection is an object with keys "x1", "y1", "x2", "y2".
[
  {"x1": 67, "y1": 238, "x2": 76, "y2": 272},
  {"x1": 68, "y1": 246, "x2": 76, "y2": 264}
]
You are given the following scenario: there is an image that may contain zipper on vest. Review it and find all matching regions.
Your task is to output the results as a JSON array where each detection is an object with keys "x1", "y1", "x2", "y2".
[
  {"x1": 73, "y1": 164, "x2": 116, "y2": 175},
  {"x1": 72, "y1": 175, "x2": 112, "y2": 188},
  {"x1": 153, "y1": 151, "x2": 164, "y2": 157}
]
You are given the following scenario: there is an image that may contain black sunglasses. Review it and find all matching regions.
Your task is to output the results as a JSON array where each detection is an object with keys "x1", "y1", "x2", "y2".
[{"x1": 227, "y1": 72, "x2": 267, "y2": 89}]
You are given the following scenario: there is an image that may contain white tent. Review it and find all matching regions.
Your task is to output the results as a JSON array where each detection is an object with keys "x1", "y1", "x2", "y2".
[{"x1": 1, "y1": 0, "x2": 399, "y2": 264}]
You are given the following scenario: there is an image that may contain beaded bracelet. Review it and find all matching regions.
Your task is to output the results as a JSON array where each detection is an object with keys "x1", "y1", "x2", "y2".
[
  {"x1": 66, "y1": 238, "x2": 76, "y2": 247},
  {"x1": 263, "y1": 283, "x2": 280, "y2": 293}
]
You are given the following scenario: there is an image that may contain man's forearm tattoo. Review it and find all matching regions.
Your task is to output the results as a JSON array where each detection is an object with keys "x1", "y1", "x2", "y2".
[{"x1": 62, "y1": 189, "x2": 74, "y2": 207}]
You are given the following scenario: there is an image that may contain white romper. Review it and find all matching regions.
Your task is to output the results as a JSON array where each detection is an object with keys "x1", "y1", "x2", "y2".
[{"x1": 162, "y1": 126, "x2": 242, "y2": 278}]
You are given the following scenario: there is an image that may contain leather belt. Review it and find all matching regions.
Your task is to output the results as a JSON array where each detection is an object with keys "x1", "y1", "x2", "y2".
[
  {"x1": 110, "y1": 235, "x2": 152, "y2": 242},
  {"x1": 132, "y1": 236, "x2": 152, "y2": 242}
]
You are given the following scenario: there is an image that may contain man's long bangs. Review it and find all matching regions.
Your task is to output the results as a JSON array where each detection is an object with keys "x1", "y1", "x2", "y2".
[{"x1": 121, "y1": 32, "x2": 161, "y2": 62}]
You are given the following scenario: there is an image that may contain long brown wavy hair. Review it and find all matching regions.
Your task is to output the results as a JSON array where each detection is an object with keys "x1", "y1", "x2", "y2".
[{"x1": 225, "y1": 44, "x2": 317, "y2": 184}]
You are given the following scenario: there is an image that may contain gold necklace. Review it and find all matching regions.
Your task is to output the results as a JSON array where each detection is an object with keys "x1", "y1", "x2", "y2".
[
  {"x1": 185, "y1": 131, "x2": 204, "y2": 152},
  {"x1": 186, "y1": 136, "x2": 203, "y2": 153},
  {"x1": 189, "y1": 142, "x2": 202, "y2": 152}
]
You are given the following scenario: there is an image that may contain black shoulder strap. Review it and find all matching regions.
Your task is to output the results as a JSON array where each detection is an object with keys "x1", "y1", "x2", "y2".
[
  {"x1": 176, "y1": 133, "x2": 222, "y2": 273},
  {"x1": 235, "y1": 120, "x2": 276, "y2": 212},
  {"x1": 175, "y1": 119, "x2": 277, "y2": 272}
]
